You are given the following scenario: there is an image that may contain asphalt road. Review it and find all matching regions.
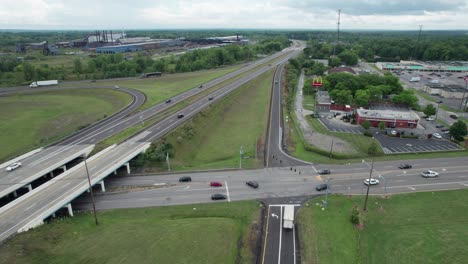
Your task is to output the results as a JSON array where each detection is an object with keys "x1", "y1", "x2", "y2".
[
  {"x1": 265, "y1": 46, "x2": 311, "y2": 168},
  {"x1": 73, "y1": 156, "x2": 468, "y2": 210}
]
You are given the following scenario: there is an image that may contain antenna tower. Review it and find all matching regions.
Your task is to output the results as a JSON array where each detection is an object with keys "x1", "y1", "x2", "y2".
[{"x1": 333, "y1": 9, "x2": 341, "y2": 56}]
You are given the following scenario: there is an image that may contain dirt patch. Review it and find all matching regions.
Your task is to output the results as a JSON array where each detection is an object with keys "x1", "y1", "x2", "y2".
[{"x1": 104, "y1": 184, "x2": 175, "y2": 194}]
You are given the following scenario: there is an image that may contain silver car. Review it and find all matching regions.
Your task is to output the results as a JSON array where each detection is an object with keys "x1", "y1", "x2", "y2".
[{"x1": 6, "y1": 162, "x2": 22, "y2": 172}]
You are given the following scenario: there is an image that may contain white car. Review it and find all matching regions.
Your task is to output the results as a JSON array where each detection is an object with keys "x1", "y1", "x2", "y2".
[
  {"x1": 391, "y1": 130, "x2": 397, "y2": 135},
  {"x1": 364, "y1": 178, "x2": 379, "y2": 185},
  {"x1": 421, "y1": 170, "x2": 439, "y2": 178},
  {"x1": 6, "y1": 162, "x2": 22, "y2": 171},
  {"x1": 432, "y1": 133, "x2": 442, "y2": 139},
  {"x1": 425, "y1": 116, "x2": 435, "y2": 121}
]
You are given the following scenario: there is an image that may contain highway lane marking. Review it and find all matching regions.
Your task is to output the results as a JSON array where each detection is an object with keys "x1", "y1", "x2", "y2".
[
  {"x1": 408, "y1": 187, "x2": 416, "y2": 191},
  {"x1": 24, "y1": 203, "x2": 37, "y2": 212},
  {"x1": 293, "y1": 223, "x2": 297, "y2": 264},
  {"x1": 261, "y1": 206, "x2": 271, "y2": 264},
  {"x1": 225, "y1": 181, "x2": 230, "y2": 202},
  {"x1": 278, "y1": 206, "x2": 283, "y2": 264},
  {"x1": 386, "y1": 181, "x2": 468, "y2": 189}
]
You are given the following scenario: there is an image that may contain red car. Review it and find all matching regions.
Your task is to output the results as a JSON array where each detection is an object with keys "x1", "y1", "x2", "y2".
[{"x1": 210, "y1": 181, "x2": 223, "y2": 187}]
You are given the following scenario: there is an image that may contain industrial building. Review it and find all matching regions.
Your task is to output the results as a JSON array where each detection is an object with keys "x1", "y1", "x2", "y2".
[
  {"x1": 95, "y1": 39, "x2": 185, "y2": 54},
  {"x1": 356, "y1": 108, "x2": 420, "y2": 128}
]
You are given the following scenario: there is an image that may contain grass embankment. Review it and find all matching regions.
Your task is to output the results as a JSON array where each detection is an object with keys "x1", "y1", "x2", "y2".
[
  {"x1": 0, "y1": 201, "x2": 262, "y2": 264},
  {"x1": 144, "y1": 69, "x2": 275, "y2": 171},
  {"x1": 82, "y1": 66, "x2": 242, "y2": 109},
  {"x1": 0, "y1": 89, "x2": 131, "y2": 162},
  {"x1": 297, "y1": 190, "x2": 468, "y2": 264}
]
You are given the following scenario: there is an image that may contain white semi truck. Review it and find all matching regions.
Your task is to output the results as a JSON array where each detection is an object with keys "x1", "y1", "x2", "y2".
[
  {"x1": 29, "y1": 80, "x2": 58, "y2": 87},
  {"x1": 283, "y1": 205, "x2": 295, "y2": 229}
]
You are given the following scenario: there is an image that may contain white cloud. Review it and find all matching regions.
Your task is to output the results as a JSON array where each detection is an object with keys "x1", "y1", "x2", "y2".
[{"x1": 0, "y1": 0, "x2": 466, "y2": 29}]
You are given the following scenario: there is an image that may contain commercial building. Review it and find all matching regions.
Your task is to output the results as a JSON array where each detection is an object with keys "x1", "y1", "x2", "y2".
[
  {"x1": 422, "y1": 84, "x2": 466, "y2": 99},
  {"x1": 356, "y1": 108, "x2": 420, "y2": 129},
  {"x1": 376, "y1": 61, "x2": 468, "y2": 73},
  {"x1": 95, "y1": 39, "x2": 185, "y2": 54}
]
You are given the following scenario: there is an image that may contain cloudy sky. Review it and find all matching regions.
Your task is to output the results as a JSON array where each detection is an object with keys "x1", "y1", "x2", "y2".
[{"x1": 0, "y1": 0, "x2": 467, "y2": 30}]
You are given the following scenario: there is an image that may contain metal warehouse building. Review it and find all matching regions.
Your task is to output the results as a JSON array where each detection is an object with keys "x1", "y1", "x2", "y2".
[{"x1": 356, "y1": 109, "x2": 420, "y2": 129}]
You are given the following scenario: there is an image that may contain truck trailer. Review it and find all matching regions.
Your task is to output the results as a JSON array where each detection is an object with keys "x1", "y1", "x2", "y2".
[
  {"x1": 283, "y1": 205, "x2": 295, "y2": 229},
  {"x1": 30, "y1": 80, "x2": 58, "y2": 87}
]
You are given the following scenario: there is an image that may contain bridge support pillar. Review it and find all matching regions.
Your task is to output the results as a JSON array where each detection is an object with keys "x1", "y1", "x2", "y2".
[
  {"x1": 52, "y1": 213, "x2": 56, "y2": 218},
  {"x1": 114, "y1": 170, "x2": 117, "y2": 175},
  {"x1": 61, "y1": 165, "x2": 67, "y2": 172},
  {"x1": 66, "y1": 203, "x2": 74, "y2": 217},
  {"x1": 125, "y1": 162, "x2": 131, "y2": 174},
  {"x1": 99, "y1": 180, "x2": 106, "y2": 192},
  {"x1": 13, "y1": 191, "x2": 18, "y2": 197},
  {"x1": 50, "y1": 171, "x2": 54, "y2": 178},
  {"x1": 27, "y1": 184, "x2": 32, "y2": 192}
]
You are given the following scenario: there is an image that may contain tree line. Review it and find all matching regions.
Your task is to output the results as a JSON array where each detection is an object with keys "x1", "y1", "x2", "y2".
[{"x1": 0, "y1": 37, "x2": 290, "y2": 87}]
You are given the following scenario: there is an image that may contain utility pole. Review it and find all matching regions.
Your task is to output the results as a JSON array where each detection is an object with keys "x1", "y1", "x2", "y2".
[
  {"x1": 84, "y1": 159, "x2": 98, "y2": 226},
  {"x1": 332, "y1": 9, "x2": 341, "y2": 56},
  {"x1": 363, "y1": 156, "x2": 375, "y2": 211},
  {"x1": 239, "y1": 145, "x2": 243, "y2": 169},
  {"x1": 459, "y1": 77, "x2": 468, "y2": 111},
  {"x1": 166, "y1": 152, "x2": 171, "y2": 171},
  {"x1": 329, "y1": 139, "x2": 334, "y2": 158}
]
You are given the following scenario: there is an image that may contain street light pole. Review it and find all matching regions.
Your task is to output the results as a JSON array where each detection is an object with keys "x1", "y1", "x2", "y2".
[
  {"x1": 363, "y1": 156, "x2": 375, "y2": 211},
  {"x1": 324, "y1": 177, "x2": 332, "y2": 208},
  {"x1": 84, "y1": 159, "x2": 98, "y2": 226}
]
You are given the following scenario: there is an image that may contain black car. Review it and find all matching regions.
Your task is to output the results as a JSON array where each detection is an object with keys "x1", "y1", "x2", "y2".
[
  {"x1": 399, "y1": 164, "x2": 412, "y2": 169},
  {"x1": 317, "y1": 169, "x2": 331, "y2": 175},
  {"x1": 246, "y1": 181, "x2": 259, "y2": 189},
  {"x1": 211, "y1": 193, "x2": 227, "y2": 200},
  {"x1": 435, "y1": 124, "x2": 444, "y2": 128},
  {"x1": 165, "y1": 99, "x2": 172, "y2": 103},
  {"x1": 199, "y1": 84, "x2": 204, "y2": 88},
  {"x1": 208, "y1": 97, "x2": 214, "y2": 101},
  {"x1": 177, "y1": 114, "x2": 184, "y2": 118},
  {"x1": 315, "y1": 183, "x2": 328, "y2": 191},
  {"x1": 179, "y1": 176, "x2": 191, "y2": 182}
]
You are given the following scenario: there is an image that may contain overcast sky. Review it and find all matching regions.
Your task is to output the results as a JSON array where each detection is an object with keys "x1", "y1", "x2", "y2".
[{"x1": 0, "y1": 0, "x2": 467, "y2": 30}]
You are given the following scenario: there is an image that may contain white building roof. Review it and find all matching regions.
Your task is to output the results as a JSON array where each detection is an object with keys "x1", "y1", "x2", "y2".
[{"x1": 357, "y1": 109, "x2": 419, "y2": 121}]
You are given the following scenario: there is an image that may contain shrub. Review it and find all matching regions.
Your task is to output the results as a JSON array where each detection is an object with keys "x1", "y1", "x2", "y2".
[{"x1": 351, "y1": 207, "x2": 360, "y2": 225}]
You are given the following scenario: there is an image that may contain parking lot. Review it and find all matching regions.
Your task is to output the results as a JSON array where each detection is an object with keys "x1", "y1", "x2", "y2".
[
  {"x1": 319, "y1": 115, "x2": 363, "y2": 134},
  {"x1": 375, "y1": 133, "x2": 462, "y2": 154}
]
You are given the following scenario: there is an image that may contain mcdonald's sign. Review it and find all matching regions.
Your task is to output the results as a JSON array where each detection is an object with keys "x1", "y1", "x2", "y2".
[{"x1": 312, "y1": 76, "x2": 323, "y2": 87}]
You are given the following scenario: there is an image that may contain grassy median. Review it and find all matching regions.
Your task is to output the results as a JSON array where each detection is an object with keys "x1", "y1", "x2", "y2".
[
  {"x1": 297, "y1": 190, "x2": 468, "y2": 264},
  {"x1": 0, "y1": 89, "x2": 131, "y2": 162},
  {"x1": 0, "y1": 200, "x2": 262, "y2": 264},
  {"x1": 143, "y1": 69, "x2": 275, "y2": 171}
]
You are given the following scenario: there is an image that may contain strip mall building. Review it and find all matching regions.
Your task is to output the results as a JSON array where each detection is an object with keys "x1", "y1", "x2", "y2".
[{"x1": 356, "y1": 109, "x2": 420, "y2": 128}]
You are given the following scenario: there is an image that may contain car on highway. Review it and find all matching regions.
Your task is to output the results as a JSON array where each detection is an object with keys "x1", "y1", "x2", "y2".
[
  {"x1": 165, "y1": 99, "x2": 172, "y2": 103},
  {"x1": 210, "y1": 181, "x2": 222, "y2": 187},
  {"x1": 317, "y1": 169, "x2": 331, "y2": 175},
  {"x1": 275, "y1": 80, "x2": 278, "y2": 84},
  {"x1": 364, "y1": 178, "x2": 379, "y2": 185},
  {"x1": 399, "y1": 164, "x2": 412, "y2": 169},
  {"x1": 179, "y1": 176, "x2": 192, "y2": 182},
  {"x1": 432, "y1": 133, "x2": 442, "y2": 139},
  {"x1": 315, "y1": 183, "x2": 328, "y2": 191},
  {"x1": 246, "y1": 181, "x2": 259, "y2": 188},
  {"x1": 177, "y1": 114, "x2": 184, "y2": 118},
  {"x1": 5, "y1": 162, "x2": 22, "y2": 172},
  {"x1": 208, "y1": 97, "x2": 214, "y2": 101},
  {"x1": 421, "y1": 170, "x2": 439, "y2": 178},
  {"x1": 211, "y1": 193, "x2": 227, "y2": 200},
  {"x1": 198, "y1": 84, "x2": 204, "y2": 88}
]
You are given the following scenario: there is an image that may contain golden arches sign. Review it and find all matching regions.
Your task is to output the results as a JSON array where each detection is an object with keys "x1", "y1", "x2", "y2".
[{"x1": 312, "y1": 76, "x2": 323, "y2": 87}]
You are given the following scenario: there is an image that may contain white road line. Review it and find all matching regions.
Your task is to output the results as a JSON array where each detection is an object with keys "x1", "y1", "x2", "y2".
[
  {"x1": 269, "y1": 204, "x2": 301, "y2": 207},
  {"x1": 293, "y1": 222, "x2": 297, "y2": 264},
  {"x1": 408, "y1": 186, "x2": 416, "y2": 191},
  {"x1": 225, "y1": 180, "x2": 230, "y2": 202},
  {"x1": 278, "y1": 206, "x2": 283, "y2": 264},
  {"x1": 24, "y1": 203, "x2": 37, "y2": 211}
]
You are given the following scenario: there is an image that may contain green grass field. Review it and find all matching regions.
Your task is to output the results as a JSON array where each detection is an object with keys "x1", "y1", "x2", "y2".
[
  {"x1": 297, "y1": 190, "x2": 468, "y2": 264},
  {"x1": 0, "y1": 201, "x2": 261, "y2": 264},
  {"x1": 0, "y1": 89, "x2": 131, "y2": 162},
  {"x1": 144, "y1": 69, "x2": 275, "y2": 171},
  {"x1": 82, "y1": 66, "x2": 242, "y2": 109}
]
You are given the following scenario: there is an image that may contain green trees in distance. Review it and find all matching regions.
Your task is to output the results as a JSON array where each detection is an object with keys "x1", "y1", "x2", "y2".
[
  {"x1": 449, "y1": 121, "x2": 467, "y2": 142},
  {"x1": 0, "y1": 37, "x2": 290, "y2": 87}
]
